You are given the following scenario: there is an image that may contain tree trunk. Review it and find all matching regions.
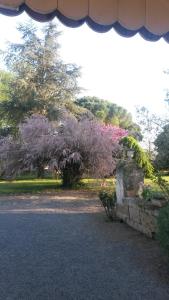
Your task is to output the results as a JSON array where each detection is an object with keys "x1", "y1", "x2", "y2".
[
  {"x1": 62, "y1": 162, "x2": 82, "y2": 188},
  {"x1": 37, "y1": 164, "x2": 45, "y2": 179}
]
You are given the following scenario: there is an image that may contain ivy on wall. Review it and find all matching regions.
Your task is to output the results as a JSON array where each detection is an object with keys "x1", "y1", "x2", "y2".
[{"x1": 121, "y1": 136, "x2": 169, "y2": 201}]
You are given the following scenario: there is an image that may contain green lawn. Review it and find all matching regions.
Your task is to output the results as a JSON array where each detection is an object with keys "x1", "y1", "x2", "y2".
[
  {"x1": 0, "y1": 178, "x2": 115, "y2": 195},
  {"x1": 0, "y1": 179, "x2": 61, "y2": 195},
  {"x1": 145, "y1": 176, "x2": 169, "y2": 191},
  {"x1": 0, "y1": 176, "x2": 168, "y2": 196}
]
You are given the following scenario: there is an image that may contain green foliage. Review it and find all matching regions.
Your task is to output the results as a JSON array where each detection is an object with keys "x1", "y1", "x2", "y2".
[
  {"x1": 142, "y1": 185, "x2": 154, "y2": 201},
  {"x1": 63, "y1": 101, "x2": 93, "y2": 121},
  {"x1": 0, "y1": 70, "x2": 14, "y2": 130},
  {"x1": 154, "y1": 124, "x2": 169, "y2": 170},
  {"x1": 76, "y1": 96, "x2": 142, "y2": 139},
  {"x1": 0, "y1": 69, "x2": 13, "y2": 102},
  {"x1": 0, "y1": 22, "x2": 81, "y2": 126},
  {"x1": 157, "y1": 204, "x2": 169, "y2": 256},
  {"x1": 141, "y1": 185, "x2": 165, "y2": 201},
  {"x1": 121, "y1": 136, "x2": 169, "y2": 201},
  {"x1": 153, "y1": 172, "x2": 169, "y2": 201},
  {"x1": 121, "y1": 136, "x2": 154, "y2": 177},
  {"x1": 0, "y1": 126, "x2": 14, "y2": 137},
  {"x1": 99, "y1": 190, "x2": 117, "y2": 220}
]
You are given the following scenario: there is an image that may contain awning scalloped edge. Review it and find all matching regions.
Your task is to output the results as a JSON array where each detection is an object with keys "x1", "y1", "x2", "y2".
[{"x1": 0, "y1": 3, "x2": 169, "y2": 43}]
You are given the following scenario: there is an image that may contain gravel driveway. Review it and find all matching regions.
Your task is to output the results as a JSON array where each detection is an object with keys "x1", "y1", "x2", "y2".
[{"x1": 0, "y1": 191, "x2": 169, "y2": 300}]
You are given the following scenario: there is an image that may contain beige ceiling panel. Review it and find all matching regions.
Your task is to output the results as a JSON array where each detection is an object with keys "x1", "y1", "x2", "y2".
[
  {"x1": 58, "y1": 0, "x2": 88, "y2": 20},
  {"x1": 26, "y1": 0, "x2": 58, "y2": 13},
  {"x1": 118, "y1": 0, "x2": 145, "y2": 30},
  {"x1": 1, "y1": 0, "x2": 169, "y2": 36},
  {"x1": 89, "y1": 0, "x2": 118, "y2": 25},
  {"x1": 0, "y1": 0, "x2": 23, "y2": 9},
  {"x1": 146, "y1": 0, "x2": 169, "y2": 35}
]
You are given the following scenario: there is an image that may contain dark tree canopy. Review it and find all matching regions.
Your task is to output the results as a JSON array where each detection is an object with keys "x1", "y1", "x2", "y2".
[
  {"x1": 0, "y1": 22, "x2": 80, "y2": 126},
  {"x1": 76, "y1": 96, "x2": 141, "y2": 139},
  {"x1": 0, "y1": 70, "x2": 13, "y2": 103},
  {"x1": 154, "y1": 124, "x2": 169, "y2": 170}
]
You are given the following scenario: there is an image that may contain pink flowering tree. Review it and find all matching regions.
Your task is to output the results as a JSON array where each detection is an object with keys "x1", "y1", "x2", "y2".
[
  {"x1": 0, "y1": 115, "x2": 62, "y2": 178},
  {"x1": 0, "y1": 135, "x2": 22, "y2": 178},
  {"x1": 56, "y1": 118, "x2": 127, "y2": 187},
  {"x1": 0, "y1": 115, "x2": 127, "y2": 186},
  {"x1": 18, "y1": 114, "x2": 62, "y2": 178},
  {"x1": 101, "y1": 124, "x2": 128, "y2": 142}
]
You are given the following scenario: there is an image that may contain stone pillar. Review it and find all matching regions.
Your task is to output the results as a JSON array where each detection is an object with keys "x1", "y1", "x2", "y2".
[{"x1": 116, "y1": 161, "x2": 144, "y2": 204}]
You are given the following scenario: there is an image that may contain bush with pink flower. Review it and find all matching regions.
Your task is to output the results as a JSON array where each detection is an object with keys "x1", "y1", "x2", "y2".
[{"x1": 0, "y1": 115, "x2": 127, "y2": 187}]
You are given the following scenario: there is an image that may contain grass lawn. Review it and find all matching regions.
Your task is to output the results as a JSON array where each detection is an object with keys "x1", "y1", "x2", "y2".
[
  {"x1": 0, "y1": 175, "x2": 168, "y2": 196},
  {"x1": 145, "y1": 176, "x2": 169, "y2": 191},
  {"x1": 0, "y1": 179, "x2": 62, "y2": 195},
  {"x1": 0, "y1": 178, "x2": 115, "y2": 195}
]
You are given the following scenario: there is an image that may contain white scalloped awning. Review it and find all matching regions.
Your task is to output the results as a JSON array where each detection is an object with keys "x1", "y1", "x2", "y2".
[{"x1": 1, "y1": 0, "x2": 169, "y2": 42}]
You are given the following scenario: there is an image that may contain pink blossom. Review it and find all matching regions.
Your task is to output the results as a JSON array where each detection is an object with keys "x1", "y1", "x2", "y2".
[
  {"x1": 101, "y1": 124, "x2": 128, "y2": 142},
  {"x1": 0, "y1": 114, "x2": 127, "y2": 180}
]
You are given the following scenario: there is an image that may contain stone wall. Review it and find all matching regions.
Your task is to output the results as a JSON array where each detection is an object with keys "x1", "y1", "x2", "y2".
[
  {"x1": 116, "y1": 161, "x2": 144, "y2": 204},
  {"x1": 115, "y1": 159, "x2": 166, "y2": 238},
  {"x1": 116, "y1": 197, "x2": 165, "y2": 238}
]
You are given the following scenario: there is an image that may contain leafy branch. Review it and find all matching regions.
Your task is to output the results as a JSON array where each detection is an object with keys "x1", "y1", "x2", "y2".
[{"x1": 121, "y1": 136, "x2": 169, "y2": 201}]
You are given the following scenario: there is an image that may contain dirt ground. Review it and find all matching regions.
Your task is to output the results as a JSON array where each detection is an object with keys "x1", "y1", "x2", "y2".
[{"x1": 0, "y1": 190, "x2": 101, "y2": 214}]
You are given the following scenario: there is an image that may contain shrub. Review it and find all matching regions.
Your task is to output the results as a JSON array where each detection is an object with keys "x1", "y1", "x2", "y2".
[
  {"x1": 99, "y1": 191, "x2": 117, "y2": 220},
  {"x1": 121, "y1": 136, "x2": 169, "y2": 201},
  {"x1": 157, "y1": 204, "x2": 169, "y2": 256},
  {"x1": 142, "y1": 185, "x2": 154, "y2": 201}
]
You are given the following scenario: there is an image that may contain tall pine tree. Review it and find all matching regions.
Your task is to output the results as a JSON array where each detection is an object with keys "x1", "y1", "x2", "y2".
[{"x1": 0, "y1": 22, "x2": 80, "y2": 126}]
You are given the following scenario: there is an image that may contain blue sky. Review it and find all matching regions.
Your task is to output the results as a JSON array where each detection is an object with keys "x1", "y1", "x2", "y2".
[{"x1": 0, "y1": 12, "x2": 169, "y2": 118}]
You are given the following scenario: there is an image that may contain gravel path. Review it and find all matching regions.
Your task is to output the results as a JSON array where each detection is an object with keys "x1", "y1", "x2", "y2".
[{"x1": 0, "y1": 192, "x2": 169, "y2": 300}]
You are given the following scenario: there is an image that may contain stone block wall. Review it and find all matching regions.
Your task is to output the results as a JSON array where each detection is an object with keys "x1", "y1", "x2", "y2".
[
  {"x1": 116, "y1": 161, "x2": 144, "y2": 204},
  {"x1": 116, "y1": 197, "x2": 164, "y2": 238}
]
